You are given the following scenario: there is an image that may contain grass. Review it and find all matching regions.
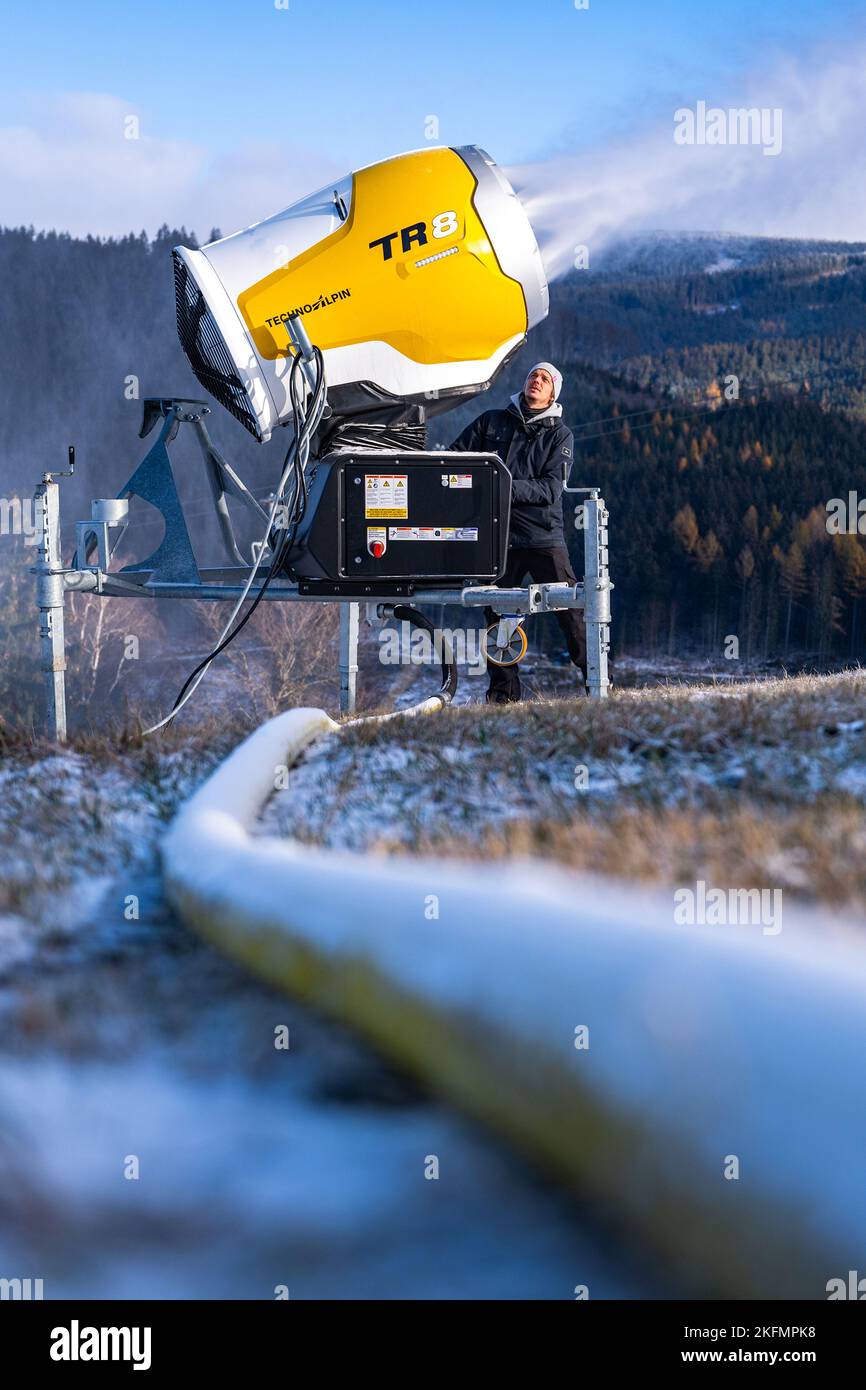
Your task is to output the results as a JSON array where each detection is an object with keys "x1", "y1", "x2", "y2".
[
  {"x1": 0, "y1": 734, "x2": 236, "y2": 926},
  {"x1": 265, "y1": 669, "x2": 866, "y2": 914},
  {"x1": 0, "y1": 706, "x2": 258, "y2": 762},
  {"x1": 8, "y1": 666, "x2": 866, "y2": 915}
]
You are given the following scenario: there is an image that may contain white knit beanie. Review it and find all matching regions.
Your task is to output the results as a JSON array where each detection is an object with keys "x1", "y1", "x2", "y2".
[{"x1": 526, "y1": 361, "x2": 562, "y2": 401}]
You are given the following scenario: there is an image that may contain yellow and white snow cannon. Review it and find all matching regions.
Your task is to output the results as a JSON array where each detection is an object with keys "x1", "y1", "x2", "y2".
[{"x1": 173, "y1": 145, "x2": 548, "y2": 442}]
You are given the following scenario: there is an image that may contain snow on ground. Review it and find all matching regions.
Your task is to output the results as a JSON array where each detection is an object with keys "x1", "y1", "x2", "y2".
[
  {"x1": 0, "y1": 746, "x2": 213, "y2": 945},
  {"x1": 259, "y1": 670, "x2": 866, "y2": 874},
  {"x1": 0, "y1": 742, "x2": 658, "y2": 1298},
  {"x1": 3, "y1": 665, "x2": 864, "y2": 1298},
  {"x1": 0, "y1": 1042, "x2": 657, "y2": 1299}
]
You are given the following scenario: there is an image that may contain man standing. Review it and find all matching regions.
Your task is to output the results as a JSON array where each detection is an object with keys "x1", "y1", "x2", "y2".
[{"x1": 450, "y1": 362, "x2": 586, "y2": 703}]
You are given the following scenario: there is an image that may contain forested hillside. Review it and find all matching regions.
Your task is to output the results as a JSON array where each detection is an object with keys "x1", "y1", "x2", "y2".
[
  {"x1": 570, "y1": 393, "x2": 866, "y2": 660},
  {"x1": 538, "y1": 239, "x2": 866, "y2": 417}
]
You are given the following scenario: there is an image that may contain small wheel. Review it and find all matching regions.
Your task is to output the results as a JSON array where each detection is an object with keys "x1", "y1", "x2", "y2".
[{"x1": 483, "y1": 621, "x2": 528, "y2": 667}]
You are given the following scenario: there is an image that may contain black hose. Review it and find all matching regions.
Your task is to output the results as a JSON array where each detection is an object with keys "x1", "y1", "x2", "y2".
[
  {"x1": 165, "y1": 346, "x2": 325, "y2": 723},
  {"x1": 392, "y1": 605, "x2": 458, "y2": 706}
]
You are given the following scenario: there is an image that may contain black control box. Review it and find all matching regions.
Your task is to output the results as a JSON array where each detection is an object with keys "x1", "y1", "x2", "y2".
[{"x1": 284, "y1": 451, "x2": 511, "y2": 587}]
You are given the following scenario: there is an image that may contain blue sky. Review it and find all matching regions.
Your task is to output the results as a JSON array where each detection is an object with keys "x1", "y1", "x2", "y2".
[{"x1": 0, "y1": 0, "x2": 864, "y2": 244}]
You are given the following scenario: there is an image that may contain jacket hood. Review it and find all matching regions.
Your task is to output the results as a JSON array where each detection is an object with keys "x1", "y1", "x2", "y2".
[{"x1": 508, "y1": 393, "x2": 563, "y2": 426}]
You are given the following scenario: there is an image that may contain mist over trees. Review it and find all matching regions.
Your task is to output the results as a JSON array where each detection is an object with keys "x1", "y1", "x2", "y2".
[
  {"x1": 0, "y1": 224, "x2": 309, "y2": 734},
  {"x1": 0, "y1": 224, "x2": 279, "y2": 555}
]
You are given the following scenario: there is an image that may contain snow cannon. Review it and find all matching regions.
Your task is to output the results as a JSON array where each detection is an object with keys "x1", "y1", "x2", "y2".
[
  {"x1": 42, "y1": 144, "x2": 610, "y2": 746},
  {"x1": 172, "y1": 146, "x2": 548, "y2": 442}
]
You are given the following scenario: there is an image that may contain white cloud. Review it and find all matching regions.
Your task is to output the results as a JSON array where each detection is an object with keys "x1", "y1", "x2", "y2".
[
  {"x1": 3, "y1": 47, "x2": 865, "y2": 265},
  {"x1": 508, "y1": 44, "x2": 866, "y2": 279},
  {"x1": 0, "y1": 92, "x2": 343, "y2": 240}
]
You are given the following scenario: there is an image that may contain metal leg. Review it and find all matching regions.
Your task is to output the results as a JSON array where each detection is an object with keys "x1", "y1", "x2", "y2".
[
  {"x1": 339, "y1": 601, "x2": 360, "y2": 714},
  {"x1": 583, "y1": 492, "x2": 612, "y2": 700},
  {"x1": 34, "y1": 476, "x2": 68, "y2": 741}
]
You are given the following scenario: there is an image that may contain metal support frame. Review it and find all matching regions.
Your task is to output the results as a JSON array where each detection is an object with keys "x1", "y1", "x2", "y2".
[
  {"x1": 339, "y1": 602, "x2": 360, "y2": 715},
  {"x1": 567, "y1": 486, "x2": 613, "y2": 698},
  {"x1": 583, "y1": 491, "x2": 613, "y2": 698},
  {"x1": 34, "y1": 459, "x2": 72, "y2": 742},
  {"x1": 33, "y1": 406, "x2": 613, "y2": 735}
]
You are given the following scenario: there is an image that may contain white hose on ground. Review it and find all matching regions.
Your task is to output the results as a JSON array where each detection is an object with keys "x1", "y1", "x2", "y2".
[
  {"x1": 162, "y1": 707, "x2": 866, "y2": 1298},
  {"x1": 344, "y1": 694, "x2": 447, "y2": 726}
]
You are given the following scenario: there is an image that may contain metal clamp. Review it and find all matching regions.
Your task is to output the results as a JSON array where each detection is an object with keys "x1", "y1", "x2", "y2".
[{"x1": 75, "y1": 498, "x2": 129, "y2": 572}]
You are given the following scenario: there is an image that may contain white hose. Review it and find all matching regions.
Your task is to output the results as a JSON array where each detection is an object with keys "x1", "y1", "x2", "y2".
[{"x1": 163, "y1": 707, "x2": 866, "y2": 1298}]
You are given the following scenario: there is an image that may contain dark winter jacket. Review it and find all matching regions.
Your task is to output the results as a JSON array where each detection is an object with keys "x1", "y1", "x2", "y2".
[{"x1": 449, "y1": 394, "x2": 573, "y2": 548}]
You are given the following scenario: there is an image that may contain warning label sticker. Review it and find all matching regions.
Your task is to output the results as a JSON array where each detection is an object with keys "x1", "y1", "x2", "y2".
[
  {"x1": 441, "y1": 473, "x2": 473, "y2": 489},
  {"x1": 365, "y1": 474, "x2": 408, "y2": 519},
  {"x1": 388, "y1": 526, "x2": 478, "y2": 542}
]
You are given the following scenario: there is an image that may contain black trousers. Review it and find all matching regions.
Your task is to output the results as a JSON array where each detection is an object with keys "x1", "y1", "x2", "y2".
[{"x1": 484, "y1": 546, "x2": 587, "y2": 701}]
